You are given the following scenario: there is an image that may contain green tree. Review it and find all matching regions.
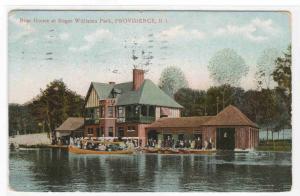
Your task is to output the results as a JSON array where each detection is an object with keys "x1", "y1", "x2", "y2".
[
  {"x1": 159, "y1": 66, "x2": 188, "y2": 97},
  {"x1": 208, "y1": 48, "x2": 249, "y2": 110},
  {"x1": 206, "y1": 85, "x2": 245, "y2": 115},
  {"x1": 174, "y1": 88, "x2": 207, "y2": 116},
  {"x1": 208, "y1": 48, "x2": 249, "y2": 86},
  {"x1": 9, "y1": 80, "x2": 85, "y2": 137},
  {"x1": 272, "y1": 45, "x2": 291, "y2": 117},
  {"x1": 256, "y1": 48, "x2": 280, "y2": 89}
]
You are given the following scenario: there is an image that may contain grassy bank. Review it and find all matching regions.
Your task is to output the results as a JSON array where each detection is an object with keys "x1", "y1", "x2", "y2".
[{"x1": 256, "y1": 140, "x2": 291, "y2": 152}]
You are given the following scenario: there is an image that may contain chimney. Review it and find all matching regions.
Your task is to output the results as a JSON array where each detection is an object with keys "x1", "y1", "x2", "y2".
[
  {"x1": 132, "y1": 69, "x2": 144, "y2": 90},
  {"x1": 109, "y1": 81, "x2": 115, "y2": 85}
]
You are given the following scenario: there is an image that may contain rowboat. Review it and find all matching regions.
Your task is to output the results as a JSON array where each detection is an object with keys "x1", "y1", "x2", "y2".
[
  {"x1": 178, "y1": 149, "x2": 191, "y2": 154},
  {"x1": 144, "y1": 148, "x2": 159, "y2": 153},
  {"x1": 67, "y1": 146, "x2": 134, "y2": 155},
  {"x1": 158, "y1": 148, "x2": 179, "y2": 154},
  {"x1": 188, "y1": 149, "x2": 217, "y2": 154}
]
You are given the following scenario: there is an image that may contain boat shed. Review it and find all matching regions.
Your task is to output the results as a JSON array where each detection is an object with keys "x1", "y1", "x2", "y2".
[
  {"x1": 55, "y1": 117, "x2": 84, "y2": 138},
  {"x1": 146, "y1": 105, "x2": 259, "y2": 150}
]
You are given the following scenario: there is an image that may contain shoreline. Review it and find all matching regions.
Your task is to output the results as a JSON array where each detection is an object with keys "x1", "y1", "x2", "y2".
[{"x1": 11, "y1": 145, "x2": 292, "y2": 153}]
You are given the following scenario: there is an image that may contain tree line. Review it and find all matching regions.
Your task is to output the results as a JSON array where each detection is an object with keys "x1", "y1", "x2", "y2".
[
  {"x1": 159, "y1": 45, "x2": 291, "y2": 138},
  {"x1": 9, "y1": 45, "x2": 291, "y2": 139},
  {"x1": 9, "y1": 79, "x2": 84, "y2": 136}
]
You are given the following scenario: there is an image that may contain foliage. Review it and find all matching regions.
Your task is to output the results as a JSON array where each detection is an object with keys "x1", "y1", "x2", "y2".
[
  {"x1": 256, "y1": 48, "x2": 280, "y2": 89},
  {"x1": 208, "y1": 48, "x2": 249, "y2": 86},
  {"x1": 272, "y1": 45, "x2": 291, "y2": 127},
  {"x1": 174, "y1": 85, "x2": 290, "y2": 131},
  {"x1": 159, "y1": 66, "x2": 188, "y2": 97},
  {"x1": 272, "y1": 45, "x2": 292, "y2": 95},
  {"x1": 174, "y1": 88, "x2": 206, "y2": 116},
  {"x1": 9, "y1": 79, "x2": 84, "y2": 136},
  {"x1": 9, "y1": 104, "x2": 39, "y2": 135}
]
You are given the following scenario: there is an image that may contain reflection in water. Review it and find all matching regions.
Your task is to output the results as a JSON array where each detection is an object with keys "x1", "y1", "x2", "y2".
[{"x1": 9, "y1": 149, "x2": 291, "y2": 192}]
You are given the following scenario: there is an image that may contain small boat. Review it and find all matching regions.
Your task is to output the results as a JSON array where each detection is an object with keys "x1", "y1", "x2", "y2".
[
  {"x1": 144, "y1": 148, "x2": 159, "y2": 153},
  {"x1": 47, "y1": 144, "x2": 68, "y2": 149},
  {"x1": 158, "y1": 148, "x2": 179, "y2": 154},
  {"x1": 67, "y1": 146, "x2": 134, "y2": 155},
  {"x1": 188, "y1": 149, "x2": 217, "y2": 154},
  {"x1": 178, "y1": 149, "x2": 191, "y2": 154}
]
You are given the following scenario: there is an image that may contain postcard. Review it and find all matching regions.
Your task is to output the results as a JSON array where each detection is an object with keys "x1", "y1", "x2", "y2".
[{"x1": 7, "y1": 9, "x2": 292, "y2": 192}]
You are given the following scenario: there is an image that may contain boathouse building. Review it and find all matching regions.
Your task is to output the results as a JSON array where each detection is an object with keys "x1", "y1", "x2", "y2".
[
  {"x1": 83, "y1": 69, "x2": 182, "y2": 146},
  {"x1": 81, "y1": 69, "x2": 259, "y2": 150},
  {"x1": 146, "y1": 105, "x2": 259, "y2": 150}
]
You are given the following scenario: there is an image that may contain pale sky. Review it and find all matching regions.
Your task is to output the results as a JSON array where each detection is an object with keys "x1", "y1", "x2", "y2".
[{"x1": 8, "y1": 10, "x2": 291, "y2": 104}]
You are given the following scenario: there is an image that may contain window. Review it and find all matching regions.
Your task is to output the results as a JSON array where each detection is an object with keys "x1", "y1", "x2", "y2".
[
  {"x1": 88, "y1": 128, "x2": 93, "y2": 134},
  {"x1": 100, "y1": 127, "x2": 104, "y2": 137},
  {"x1": 141, "y1": 105, "x2": 147, "y2": 116},
  {"x1": 108, "y1": 127, "x2": 114, "y2": 137},
  {"x1": 108, "y1": 106, "x2": 114, "y2": 117},
  {"x1": 127, "y1": 126, "x2": 136, "y2": 132},
  {"x1": 118, "y1": 127, "x2": 124, "y2": 137},
  {"x1": 95, "y1": 108, "x2": 100, "y2": 119},
  {"x1": 149, "y1": 106, "x2": 155, "y2": 117},
  {"x1": 96, "y1": 128, "x2": 101, "y2": 137},
  {"x1": 135, "y1": 105, "x2": 140, "y2": 116},
  {"x1": 118, "y1": 107, "x2": 125, "y2": 118},
  {"x1": 126, "y1": 105, "x2": 133, "y2": 117},
  {"x1": 85, "y1": 108, "x2": 93, "y2": 118},
  {"x1": 100, "y1": 106, "x2": 105, "y2": 118}
]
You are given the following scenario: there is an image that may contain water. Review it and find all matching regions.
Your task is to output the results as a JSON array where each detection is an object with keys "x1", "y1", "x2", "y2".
[{"x1": 9, "y1": 148, "x2": 291, "y2": 192}]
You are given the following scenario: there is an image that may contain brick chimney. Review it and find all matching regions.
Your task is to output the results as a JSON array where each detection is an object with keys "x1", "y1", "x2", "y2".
[{"x1": 132, "y1": 69, "x2": 144, "y2": 90}]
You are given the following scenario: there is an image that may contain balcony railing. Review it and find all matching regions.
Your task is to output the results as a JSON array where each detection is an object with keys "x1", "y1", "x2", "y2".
[
  {"x1": 85, "y1": 118, "x2": 100, "y2": 125},
  {"x1": 125, "y1": 116, "x2": 155, "y2": 124}
]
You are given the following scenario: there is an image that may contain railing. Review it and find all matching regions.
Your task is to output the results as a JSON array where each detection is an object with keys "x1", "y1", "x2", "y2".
[
  {"x1": 125, "y1": 116, "x2": 155, "y2": 124},
  {"x1": 85, "y1": 118, "x2": 100, "y2": 125}
]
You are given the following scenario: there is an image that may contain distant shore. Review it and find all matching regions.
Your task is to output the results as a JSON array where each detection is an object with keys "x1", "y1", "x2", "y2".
[{"x1": 256, "y1": 140, "x2": 291, "y2": 152}]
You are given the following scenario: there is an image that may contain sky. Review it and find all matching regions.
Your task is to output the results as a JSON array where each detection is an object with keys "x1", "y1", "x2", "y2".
[{"x1": 8, "y1": 10, "x2": 291, "y2": 104}]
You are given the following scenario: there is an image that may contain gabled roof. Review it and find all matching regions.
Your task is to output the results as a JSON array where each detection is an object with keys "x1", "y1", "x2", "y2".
[
  {"x1": 115, "y1": 79, "x2": 183, "y2": 108},
  {"x1": 204, "y1": 105, "x2": 258, "y2": 128},
  {"x1": 55, "y1": 117, "x2": 84, "y2": 131},
  {"x1": 91, "y1": 82, "x2": 114, "y2": 100},
  {"x1": 147, "y1": 105, "x2": 258, "y2": 129},
  {"x1": 87, "y1": 79, "x2": 183, "y2": 108},
  {"x1": 148, "y1": 116, "x2": 214, "y2": 128}
]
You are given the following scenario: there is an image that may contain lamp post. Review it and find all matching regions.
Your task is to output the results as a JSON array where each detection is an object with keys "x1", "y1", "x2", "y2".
[{"x1": 216, "y1": 96, "x2": 219, "y2": 114}]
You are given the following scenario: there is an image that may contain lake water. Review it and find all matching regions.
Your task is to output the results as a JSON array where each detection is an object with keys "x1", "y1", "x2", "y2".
[{"x1": 9, "y1": 148, "x2": 291, "y2": 192}]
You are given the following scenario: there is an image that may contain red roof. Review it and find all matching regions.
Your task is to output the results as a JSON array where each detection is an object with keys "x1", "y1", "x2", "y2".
[
  {"x1": 203, "y1": 105, "x2": 258, "y2": 128},
  {"x1": 147, "y1": 105, "x2": 258, "y2": 128},
  {"x1": 148, "y1": 116, "x2": 214, "y2": 128}
]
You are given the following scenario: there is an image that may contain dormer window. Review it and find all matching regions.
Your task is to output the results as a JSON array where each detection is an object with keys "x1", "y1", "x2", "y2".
[{"x1": 112, "y1": 88, "x2": 121, "y2": 98}]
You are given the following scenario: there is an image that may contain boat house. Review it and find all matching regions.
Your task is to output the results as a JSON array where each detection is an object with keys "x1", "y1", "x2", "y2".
[
  {"x1": 84, "y1": 69, "x2": 182, "y2": 146},
  {"x1": 146, "y1": 105, "x2": 259, "y2": 150},
  {"x1": 82, "y1": 68, "x2": 259, "y2": 150}
]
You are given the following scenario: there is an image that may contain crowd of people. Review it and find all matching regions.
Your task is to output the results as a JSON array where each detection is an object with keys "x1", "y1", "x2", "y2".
[
  {"x1": 147, "y1": 136, "x2": 214, "y2": 150},
  {"x1": 65, "y1": 136, "x2": 138, "y2": 151}
]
